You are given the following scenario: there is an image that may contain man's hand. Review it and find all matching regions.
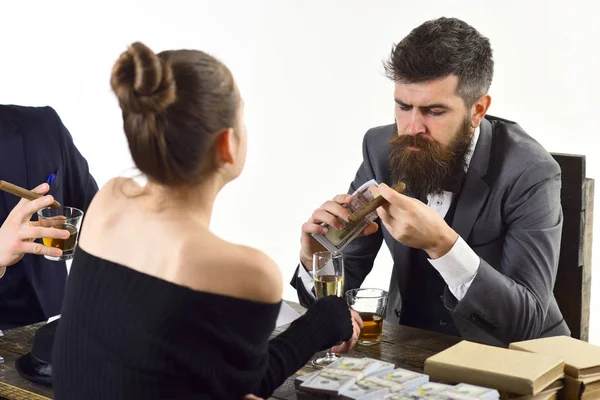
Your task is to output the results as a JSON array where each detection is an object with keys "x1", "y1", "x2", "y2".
[
  {"x1": 0, "y1": 183, "x2": 70, "y2": 268},
  {"x1": 373, "y1": 183, "x2": 458, "y2": 259},
  {"x1": 331, "y1": 309, "x2": 363, "y2": 354},
  {"x1": 300, "y1": 194, "x2": 378, "y2": 271}
]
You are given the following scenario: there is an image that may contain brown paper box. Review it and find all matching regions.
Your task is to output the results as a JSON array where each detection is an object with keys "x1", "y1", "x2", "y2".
[
  {"x1": 509, "y1": 336, "x2": 600, "y2": 379},
  {"x1": 424, "y1": 340, "x2": 564, "y2": 396},
  {"x1": 501, "y1": 379, "x2": 563, "y2": 400},
  {"x1": 563, "y1": 375, "x2": 600, "y2": 400}
]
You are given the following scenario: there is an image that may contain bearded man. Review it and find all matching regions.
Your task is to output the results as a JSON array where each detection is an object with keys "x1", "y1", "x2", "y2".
[{"x1": 290, "y1": 16, "x2": 570, "y2": 346}]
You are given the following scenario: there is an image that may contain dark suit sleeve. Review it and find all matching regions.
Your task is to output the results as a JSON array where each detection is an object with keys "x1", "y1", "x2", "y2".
[
  {"x1": 290, "y1": 131, "x2": 384, "y2": 307},
  {"x1": 47, "y1": 107, "x2": 99, "y2": 212},
  {"x1": 445, "y1": 159, "x2": 563, "y2": 344}
]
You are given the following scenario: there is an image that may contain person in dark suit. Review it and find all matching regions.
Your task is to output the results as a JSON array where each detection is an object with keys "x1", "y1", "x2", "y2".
[
  {"x1": 291, "y1": 17, "x2": 570, "y2": 346},
  {"x1": 0, "y1": 105, "x2": 98, "y2": 329}
]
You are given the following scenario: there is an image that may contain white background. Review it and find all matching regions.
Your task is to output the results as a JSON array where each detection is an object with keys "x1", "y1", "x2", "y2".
[{"x1": 1, "y1": 0, "x2": 599, "y2": 343}]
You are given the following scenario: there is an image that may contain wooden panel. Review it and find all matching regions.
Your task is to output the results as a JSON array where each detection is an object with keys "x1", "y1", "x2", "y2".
[
  {"x1": 550, "y1": 153, "x2": 593, "y2": 342},
  {"x1": 552, "y1": 153, "x2": 586, "y2": 211},
  {"x1": 580, "y1": 178, "x2": 594, "y2": 342}
]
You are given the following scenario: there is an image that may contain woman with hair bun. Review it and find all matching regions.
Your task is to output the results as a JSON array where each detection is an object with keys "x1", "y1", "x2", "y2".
[{"x1": 52, "y1": 42, "x2": 362, "y2": 399}]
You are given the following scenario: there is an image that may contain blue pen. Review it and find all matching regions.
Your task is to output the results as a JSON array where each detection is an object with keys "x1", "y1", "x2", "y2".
[{"x1": 46, "y1": 173, "x2": 56, "y2": 186}]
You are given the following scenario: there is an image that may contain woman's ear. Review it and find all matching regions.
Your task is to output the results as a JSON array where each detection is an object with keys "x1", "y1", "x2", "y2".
[{"x1": 214, "y1": 127, "x2": 236, "y2": 164}]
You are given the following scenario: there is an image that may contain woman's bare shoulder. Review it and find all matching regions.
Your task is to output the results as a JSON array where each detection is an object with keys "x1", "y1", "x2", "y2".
[{"x1": 177, "y1": 236, "x2": 283, "y2": 304}]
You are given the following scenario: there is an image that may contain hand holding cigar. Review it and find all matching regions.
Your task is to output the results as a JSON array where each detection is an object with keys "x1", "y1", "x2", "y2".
[
  {"x1": 0, "y1": 180, "x2": 61, "y2": 209},
  {"x1": 0, "y1": 181, "x2": 70, "y2": 269},
  {"x1": 347, "y1": 182, "x2": 406, "y2": 223}
]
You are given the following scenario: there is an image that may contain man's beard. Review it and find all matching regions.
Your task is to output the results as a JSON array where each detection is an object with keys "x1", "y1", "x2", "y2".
[{"x1": 388, "y1": 117, "x2": 474, "y2": 200}]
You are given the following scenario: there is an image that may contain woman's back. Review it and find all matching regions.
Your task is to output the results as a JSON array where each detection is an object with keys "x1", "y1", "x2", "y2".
[
  {"x1": 53, "y1": 245, "x2": 282, "y2": 399},
  {"x1": 53, "y1": 180, "x2": 352, "y2": 399}
]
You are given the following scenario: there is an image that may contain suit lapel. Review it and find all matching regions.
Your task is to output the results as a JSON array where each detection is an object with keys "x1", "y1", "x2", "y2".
[
  {"x1": 0, "y1": 113, "x2": 28, "y2": 215},
  {"x1": 452, "y1": 118, "x2": 492, "y2": 241}
]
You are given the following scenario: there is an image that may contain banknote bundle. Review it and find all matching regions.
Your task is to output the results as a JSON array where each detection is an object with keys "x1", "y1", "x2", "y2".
[
  {"x1": 299, "y1": 357, "x2": 393, "y2": 396},
  {"x1": 295, "y1": 358, "x2": 395, "y2": 390},
  {"x1": 384, "y1": 383, "x2": 499, "y2": 399},
  {"x1": 435, "y1": 383, "x2": 500, "y2": 399},
  {"x1": 294, "y1": 355, "x2": 500, "y2": 399},
  {"x1": 339, "y1": 368, "x2": 429, "y2": 400},
  {"x1": 388, "y1": 382, "x2": 454, "y2": 398},
  {"x1": 311, "y1": 179, "x2": 380, "y2": 254}
]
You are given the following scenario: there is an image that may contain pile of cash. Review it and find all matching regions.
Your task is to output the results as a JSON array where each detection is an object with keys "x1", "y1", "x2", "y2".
[
  {"x1": 294, "y1": 356, "x2": 500, "y2": 399},
  {"x1": 387, "y1": 383, "x2": 500, "y2": 399},
  {"x1": 312, "y1": 179, "x2": 380, "y2": 254}
]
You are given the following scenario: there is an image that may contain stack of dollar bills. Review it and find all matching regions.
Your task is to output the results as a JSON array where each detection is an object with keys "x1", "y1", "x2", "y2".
[
  {"x1": 294, "y1": 356, "x2": 500, "y2": 399},
  {"x1": 311, "y1": 179, "x2": 380, "y2": 254}
]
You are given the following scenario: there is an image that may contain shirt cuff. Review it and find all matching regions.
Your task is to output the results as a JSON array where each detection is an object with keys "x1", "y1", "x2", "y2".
[
  {"x1": 427, "y1": 236, "x2": 479, "y2": 288},
  {"x1": 298, "y1": 260, "x2": 315, "y2": 296}
]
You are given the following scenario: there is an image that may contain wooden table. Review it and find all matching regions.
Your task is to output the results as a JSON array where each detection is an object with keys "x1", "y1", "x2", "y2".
[
  {"x1": 0, "y1": 302, "x2": 461, "y2": 399},
  {"x1": 0, "y1": 322, "x2": 52, "y2": 399},
  {"x1": 269, "y1": 302, "x2": 462, "y2": 400}
]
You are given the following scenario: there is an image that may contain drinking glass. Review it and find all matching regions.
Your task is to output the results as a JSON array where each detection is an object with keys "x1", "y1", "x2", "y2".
[
  {"x1": 346, "y1": 288, "x2": 388, "y2": 345},
  {"x1": 37, "y1": 206, "x2": 84, "y2": 261},
  {"x1": 311, "y1": 251, "x2": 344, "y2": 367}
]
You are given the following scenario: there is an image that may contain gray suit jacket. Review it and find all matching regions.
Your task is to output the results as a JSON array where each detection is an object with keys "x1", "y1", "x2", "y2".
[{"x1": 291, "y1": 115, "x2": 570, "y2": 346}]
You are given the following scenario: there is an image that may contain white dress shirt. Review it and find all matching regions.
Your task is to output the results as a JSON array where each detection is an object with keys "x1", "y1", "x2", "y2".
[{"x1": 299, "y1": 126, "x2": 482, "y2": 302}]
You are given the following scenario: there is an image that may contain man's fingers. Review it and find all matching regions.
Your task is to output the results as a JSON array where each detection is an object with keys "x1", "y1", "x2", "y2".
[
  {"x1": 12, "y1": 183, "x2": 49, "y2": 210},
  {"x1": 304, "y1": 195, "x2": 353, "y2": 234},
  {"x1": 360, "y1": 222, "x2": 379, "y2": 237},
  {"x1": 18, "y1": 195, "x2": 56, "y2": 222},
  {"x1": 369, "y1": 185, "x2": 380, "y2": 198},
  {"x1": 19, "y1": 241, "x2": 63, "y2": 258},
  {"x1": 302, "y1": 221, "x2": 328, "y2": 235},
  {"x1": 319, "y1": 200, "x2": 352, "y2": 223},
  {"x1": 375, "y1": 203, "x2": 392, "y2": 222},
  {"x1": 332, "y1": 194, "x2": 353, "y2": 204},
  {"x1": 21, "y1": 226, "x2": 70, "y2": 241},
  {"x1": 311, "y1": 209, "x2": 345, "y2": 230},
  {"x1": 377, "y1": 183, "x2": 411, "y2": 206},
  {"x1": 31, "y1": 183, "x2": 50, "y2": 195}
]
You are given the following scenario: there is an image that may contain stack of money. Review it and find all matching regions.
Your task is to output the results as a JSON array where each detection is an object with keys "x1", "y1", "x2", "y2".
[
  {"x1": 298, "y1": 357, "x2": 394, "y2": 396},
  {"x1": 436, "y1": 383, "x2": 500, "y2": 399},
  {"x1": 384, "y1": 382, "x2": 454, "y2": 398},
  {"x1": 295, "y1": 358, "x2": 395, "y2": 390},
  {"x1": 339, "y1": 368, "x2": 430, "y2": 400},
  {"x1": 311, "y1": 179, "x2": 380, "y2": 254},
  {"x1": 294, "y1": 357, "x2": 500, "y2": 399},
  {"x1": 384, "y1": 383, "x2": 499, "y2": 399}
]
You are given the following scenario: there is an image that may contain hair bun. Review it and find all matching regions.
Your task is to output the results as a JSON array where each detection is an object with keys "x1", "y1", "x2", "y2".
[{"x1": 110, "y1": 42, "x2": 176, "y2": 114}]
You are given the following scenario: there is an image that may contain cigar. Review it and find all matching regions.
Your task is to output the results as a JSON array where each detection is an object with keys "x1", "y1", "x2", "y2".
[
  {"x1": 0, "y1": 180, "x2": 61, "y2": 209},
  {"x1": 347, "y1": 182, "x2": 406, "y2": 223}
]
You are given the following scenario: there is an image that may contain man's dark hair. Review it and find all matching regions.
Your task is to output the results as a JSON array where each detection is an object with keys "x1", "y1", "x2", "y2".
[{"x1": 384, "y1": 17, "x2": 494, "y2": 107}]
